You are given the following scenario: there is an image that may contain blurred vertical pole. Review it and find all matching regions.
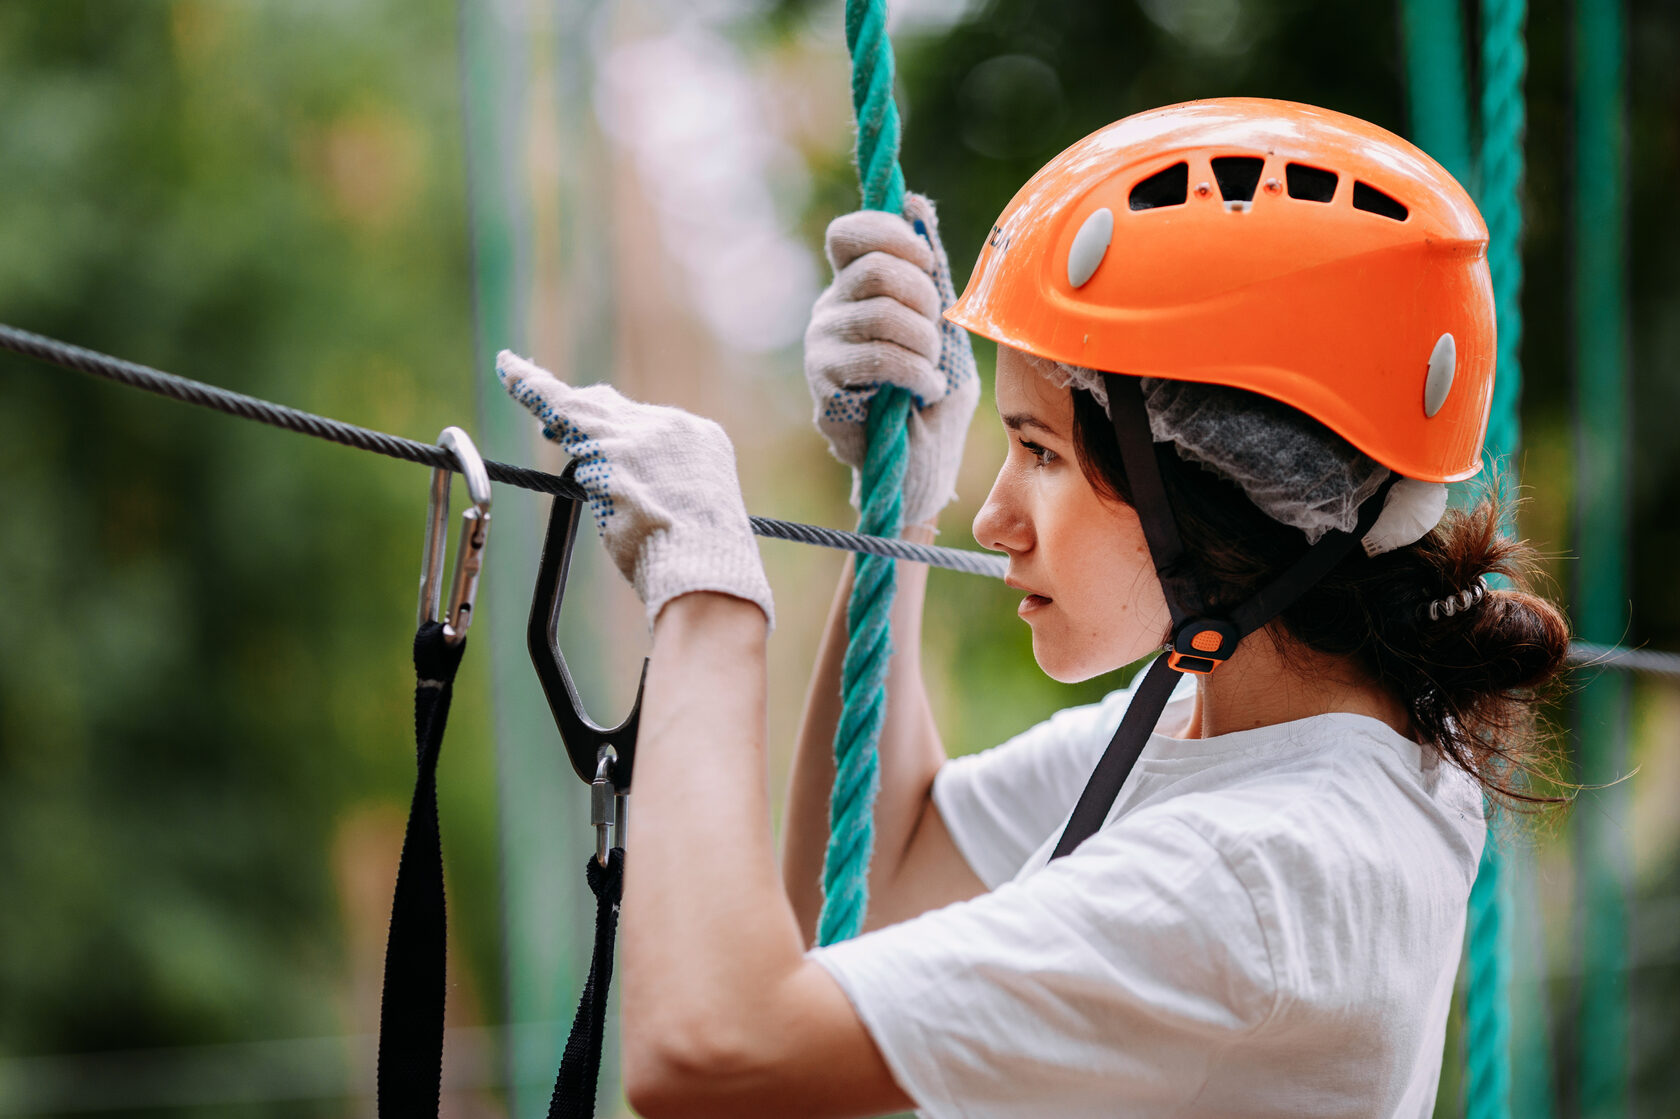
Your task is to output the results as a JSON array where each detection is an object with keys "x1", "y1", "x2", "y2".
[
  {"x1": 457, "y1": 0, "x2": 592, "y2": 1114},
  {"x1": 1400, "y1": 0, "x2": 1475, "y2": 186},
  {"x1": 540, "y1": 0, "x2": 622, "y2": 1110},
  {"x1": 1572, "y1": 1, "x2": 1631, "y2": 1116}
]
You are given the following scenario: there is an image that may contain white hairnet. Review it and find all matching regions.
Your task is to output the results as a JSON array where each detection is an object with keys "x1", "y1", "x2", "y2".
[
  {"x1": 1138, "y1": 376, "x2": 1389, "y2": 542},
  {"x1": 1033, "y1": 357, "x2": 1444, "y2": 551}
]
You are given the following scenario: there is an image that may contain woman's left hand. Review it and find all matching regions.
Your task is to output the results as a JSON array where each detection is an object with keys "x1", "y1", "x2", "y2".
[{"x1": 498, "y1": 350, "x2": 774, "y2": 631}]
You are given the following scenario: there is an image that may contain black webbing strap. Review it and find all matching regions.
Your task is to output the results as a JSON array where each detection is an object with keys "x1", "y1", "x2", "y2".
[
  {"x1": 1229, "y1": 473, "x2": 1398, "y2": 634},
  {"x1": 548, "y1": 848, "x2": 626, "y2": 1119},
  {"x1": 376, "y1": 620, "x2": 623, "y2": 1117},
  {"x1": 1050, "y1": 377, "x2": 1400, "y2": 861},
  {"x1": 377, "y1": 620, "x2": 467, "y2": 1116},
  {"x1": 1103, "y1": 374, "x2": 1201, "y2": 623},
  {"x1": 1049, "y1": 654, "x2": 1182, "y2": 859}
]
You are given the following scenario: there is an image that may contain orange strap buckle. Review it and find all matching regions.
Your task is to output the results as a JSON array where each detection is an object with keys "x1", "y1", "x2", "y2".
[{"x1": 1167, "y1": 619, "x2": 1239, "y2": 675}]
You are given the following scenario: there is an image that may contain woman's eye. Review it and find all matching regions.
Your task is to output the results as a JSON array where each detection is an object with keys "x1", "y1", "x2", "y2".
[{"x1": 1018, "y1": 438, "x2": 1057, "y2": 466}]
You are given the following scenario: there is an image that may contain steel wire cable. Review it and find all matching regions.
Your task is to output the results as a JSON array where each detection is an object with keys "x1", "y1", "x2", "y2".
[
  {"x1": 6, "y1": 322, "x2": 1679, "y2": 681},
  {"x1": 0, "y1": 322, "x2": 1006, "y2": 579},
  {"x1": 1566, "y1": 640, "x2": 1680, "y2": 679}
]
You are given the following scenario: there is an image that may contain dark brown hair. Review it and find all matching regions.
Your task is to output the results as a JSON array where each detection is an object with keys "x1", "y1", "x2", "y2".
[{"x1": 1068, "y1": 386, "x2": 1572, "y2": 806}]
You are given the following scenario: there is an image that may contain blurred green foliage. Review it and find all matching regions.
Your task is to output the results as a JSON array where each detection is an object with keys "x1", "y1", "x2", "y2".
[{"x1": 0, "y1": 0, "x2": 502, "y2": 1108}]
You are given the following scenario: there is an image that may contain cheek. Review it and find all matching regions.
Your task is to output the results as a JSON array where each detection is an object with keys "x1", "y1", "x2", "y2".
[
  {"x1": 1052, "y1": 494, "x2": 1151, "y2": 601},
  {"x1": 1043, "y1": 496, "x2": 1169, "y2": 666}
]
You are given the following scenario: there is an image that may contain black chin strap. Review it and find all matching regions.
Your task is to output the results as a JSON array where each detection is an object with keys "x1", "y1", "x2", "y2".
[{"x1": 1050, "y1": 375, "x2": 1397, "y2": 860}]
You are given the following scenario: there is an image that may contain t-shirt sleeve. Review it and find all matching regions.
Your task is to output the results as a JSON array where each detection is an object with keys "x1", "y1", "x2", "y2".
[{"x1": 808, "y1": 813, "x2": 1280, "y2": 1119}]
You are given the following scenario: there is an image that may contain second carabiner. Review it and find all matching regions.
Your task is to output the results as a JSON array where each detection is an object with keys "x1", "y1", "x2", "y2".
[{"x1": 417, "y1": 425, "x2": 492, "y2": 644}]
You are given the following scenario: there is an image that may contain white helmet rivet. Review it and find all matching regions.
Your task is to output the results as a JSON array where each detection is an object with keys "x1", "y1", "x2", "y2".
[
  {"x1": 1423, "y1": 332, "x2": 1456, "y2": 417},
  {"x1": 1067, "y1": 208, "x2": 1114, "y2": 289}
]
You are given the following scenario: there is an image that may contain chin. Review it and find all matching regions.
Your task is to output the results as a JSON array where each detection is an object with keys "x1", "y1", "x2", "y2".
[
  {"x1": 1031, "y1": 634, "x2": 1117, "y2": 685},
  {"x1": 1031, "y1": 627, "x2": 1160, "y2": 685}
]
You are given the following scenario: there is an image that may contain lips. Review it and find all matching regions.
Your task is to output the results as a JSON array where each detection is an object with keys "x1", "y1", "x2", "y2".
[{"x1": 1006, "y1": 576, "x2": 1052, "y2": 616}]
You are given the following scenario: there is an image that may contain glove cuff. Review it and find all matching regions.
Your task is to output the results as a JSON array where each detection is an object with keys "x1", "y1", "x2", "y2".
[{"x1": 636, "y1": 524, "x2": 775, "y2": 633}]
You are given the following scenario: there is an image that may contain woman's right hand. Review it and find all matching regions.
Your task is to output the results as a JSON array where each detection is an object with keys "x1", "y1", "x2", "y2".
[{"x1": 803, "y1": 193, "x2": 979, "y2": 528}]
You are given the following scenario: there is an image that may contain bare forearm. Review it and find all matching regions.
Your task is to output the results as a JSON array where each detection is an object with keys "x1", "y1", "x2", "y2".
[
  {"x1": 620, "y1": 593, "x2": 913, "y2": 1118},
  {"x1": 782, "y1": 527, "x2": 947, "y2": 944},
  {"x1": 621, "y1": 595, "x2": 806, "y2": 1062}
]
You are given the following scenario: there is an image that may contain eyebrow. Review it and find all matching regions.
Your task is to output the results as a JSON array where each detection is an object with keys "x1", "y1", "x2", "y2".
[{"x1": 1001, "y1": 411, "x2": 1062, "y2": 438}]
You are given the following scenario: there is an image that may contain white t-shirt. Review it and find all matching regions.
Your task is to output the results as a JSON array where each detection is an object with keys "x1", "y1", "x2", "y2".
[{"x1": 809, "y1": 676, "x2": 1485, "y2": 1119}]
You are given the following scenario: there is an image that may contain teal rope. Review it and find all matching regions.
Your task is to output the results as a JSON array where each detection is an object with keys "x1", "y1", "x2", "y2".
[
  {"x1": 844, "y1": 0, "x2": 906, "y2": 214},
  {"x1": 1464, "y1": 1, "x2": 1526, "y2": 1117},
  {"x1": 820, "y1": 403, "x2": 908, "y2": 943},
  {"x1": 1465, "y1": 826, "x2": 1513, "y2": 1119},
  {"x1": 817, "y1": 0, "x2": 911, "y2": 946}
]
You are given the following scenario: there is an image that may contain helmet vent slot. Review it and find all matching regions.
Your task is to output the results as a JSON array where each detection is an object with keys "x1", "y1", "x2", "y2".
[
  {"x1": 1129, "y1": 161, "x2": 1188, "y2": 210},
  {"x1": 1285, "y1": 162, "x2": 1338, "y2": 202},
  {"x1": 1352, "y1": 181, "x2": 1409, "y2": 221},
  {"x1": 1211, "y1": 157, "x2": 1264, "y2": 202}
]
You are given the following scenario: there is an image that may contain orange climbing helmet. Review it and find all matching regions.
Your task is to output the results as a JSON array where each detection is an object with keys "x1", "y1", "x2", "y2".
[{"x1": 945, "y1": 97, "x2": 1496, "y2": 483}]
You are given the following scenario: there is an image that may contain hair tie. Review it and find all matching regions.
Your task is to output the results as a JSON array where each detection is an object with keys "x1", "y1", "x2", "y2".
[{"x1": 1426, "y1": 576, "x2": 1490, "y2": 622}]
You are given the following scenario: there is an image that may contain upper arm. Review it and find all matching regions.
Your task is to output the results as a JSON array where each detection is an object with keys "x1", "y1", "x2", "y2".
[
  {"x1": 627, "y1": 960, "x2": 912, "y2": 1119},
  {"x1": 864, "y1": 791, "x2": 987, "y2": 931},
  {"x1": 801, "y1": 815, "x2": 1281, "y2": 1119}
]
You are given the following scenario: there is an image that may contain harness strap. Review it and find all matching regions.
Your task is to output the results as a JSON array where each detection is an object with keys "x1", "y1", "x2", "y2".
[
  {"x1": 377, "y1": 620, "x2": 466, "y2": 1116},
  {"x1": 1050, "y1": 377, "x2": 1398, "y2": 860},
  {"x1": 548, "y1": 849, "x2": 626, "y2": 1119},
  {"x1": 377, "y1": 619, "x2": 623, "y2": 1117}
]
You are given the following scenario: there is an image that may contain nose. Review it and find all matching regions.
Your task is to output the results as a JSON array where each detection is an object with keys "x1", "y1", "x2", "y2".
[{"x1": 973, "y1": 464, "x2": 1031, "y2": 555}]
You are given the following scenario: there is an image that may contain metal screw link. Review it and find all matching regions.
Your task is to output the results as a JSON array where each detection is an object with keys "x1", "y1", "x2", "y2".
[{"x1": 591, "y1": 747, "x2": 619, "y2": 866}]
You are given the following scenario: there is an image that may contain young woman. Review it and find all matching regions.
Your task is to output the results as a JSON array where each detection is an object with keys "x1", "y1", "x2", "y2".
[{"x1": 498, "y1": 98, "x2": 1569, "y2": 1118}]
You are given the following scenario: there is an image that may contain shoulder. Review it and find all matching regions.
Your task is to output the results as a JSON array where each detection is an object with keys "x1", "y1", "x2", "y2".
[
  {"x1": 1120, "y1": 714, "x2": 1485, "y2": 1000},
  {"x1": 1150, "y1": 714, "x2": 1483, "y2": 876}
]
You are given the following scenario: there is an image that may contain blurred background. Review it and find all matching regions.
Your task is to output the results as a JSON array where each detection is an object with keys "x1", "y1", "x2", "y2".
[{"x1": 0, "y1": 0, "x2": 1675, "y2": 1115}]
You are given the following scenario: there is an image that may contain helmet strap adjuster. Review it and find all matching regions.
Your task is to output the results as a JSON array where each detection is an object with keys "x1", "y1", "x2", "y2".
[{"x1": 1167, "y1": 617, "x2": 1239, "y2": 674}]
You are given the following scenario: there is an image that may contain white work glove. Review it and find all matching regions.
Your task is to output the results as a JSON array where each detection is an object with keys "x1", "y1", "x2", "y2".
[
  {"x1": 498, "y1": 350, "x2": 774, "y2": 632},
  {"x1": 804, "y1": 192, "x2": 979, "y2": 527}
]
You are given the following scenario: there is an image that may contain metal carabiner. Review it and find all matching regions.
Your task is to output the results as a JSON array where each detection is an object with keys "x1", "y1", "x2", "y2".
[{"x1": 417, "y1": 426, "x2": 492, "y2": 644}]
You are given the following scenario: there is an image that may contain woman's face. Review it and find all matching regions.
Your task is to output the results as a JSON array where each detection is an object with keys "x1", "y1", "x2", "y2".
[{"x1": 972, "y1": 347, "x2": 1171, "y2": 682}]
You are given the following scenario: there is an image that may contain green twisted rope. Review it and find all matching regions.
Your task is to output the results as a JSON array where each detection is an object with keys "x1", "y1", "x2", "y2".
[
  {"x1": 817, "y1": 0, "x2": 911, "y2": 946},
  {"x1": 1464, "y1": 1, "x2": 1526, "y2": 1116},
  {"x1": 1465, "y1": 831, "x2": 1513, "y2": 1119},
  {"x1": 845, "y1": 0, "x2": 906, "y2": 215}
]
